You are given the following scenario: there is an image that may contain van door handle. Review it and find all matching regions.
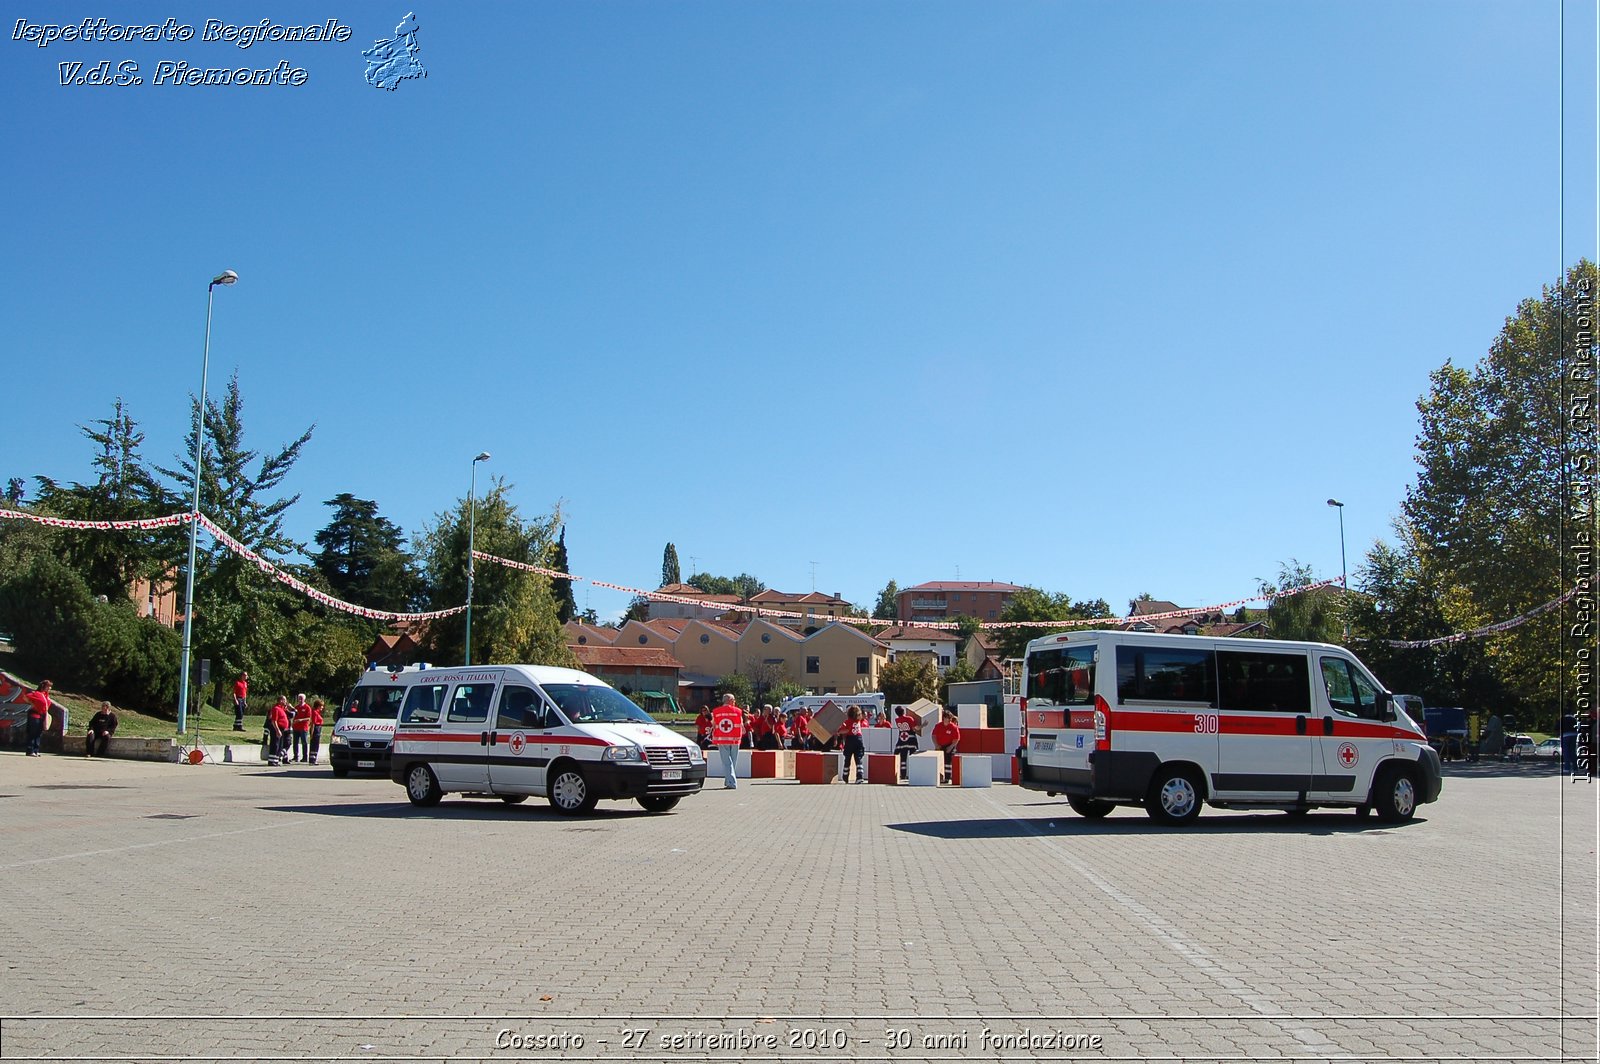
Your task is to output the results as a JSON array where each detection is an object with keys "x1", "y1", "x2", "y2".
[
  {"x1": 480, "y1": 731, "x2": 490, "y2": 746},
  {"x1": 1295, "y1": 715, "x2": 1307, "y2": 735},
  {"x1": 1322, "y1": 716, "x2": 1334, "y2": 736}
]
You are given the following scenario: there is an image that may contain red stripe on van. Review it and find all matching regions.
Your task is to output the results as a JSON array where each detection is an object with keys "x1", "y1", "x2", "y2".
[{"x1": 1109, "y1": 711, "x2": 1420, "y2": 741}]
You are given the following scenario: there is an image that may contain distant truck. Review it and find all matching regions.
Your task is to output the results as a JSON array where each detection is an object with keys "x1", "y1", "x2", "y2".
[{"x1": 1413, "y1": 700, "x2": 1476, "y2": 762}]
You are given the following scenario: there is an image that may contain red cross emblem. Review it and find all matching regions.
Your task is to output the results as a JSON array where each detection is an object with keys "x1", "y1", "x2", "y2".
[
  {"x1": 1337, "y1": 742, "x2": 1358, "y2": 768},
  {"x1": 509, "y1": 732, "x2": 526, "y2": 755}
]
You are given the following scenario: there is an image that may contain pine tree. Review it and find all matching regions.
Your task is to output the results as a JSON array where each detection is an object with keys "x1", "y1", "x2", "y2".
[{"x1": 662, "y1": 542, "x2": 681, "y2": 587}]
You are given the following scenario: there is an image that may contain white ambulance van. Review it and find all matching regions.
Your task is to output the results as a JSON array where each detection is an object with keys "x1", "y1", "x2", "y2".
[
  {"x1": 388, "y1": 665, "x2": 706, "y2": 815},
  {"x1": 1017, "y1": 631, "x2": 1441, "y2": 824},
  {"x1": 328, "y1": 663, "x2": 437, "y2": 778}
]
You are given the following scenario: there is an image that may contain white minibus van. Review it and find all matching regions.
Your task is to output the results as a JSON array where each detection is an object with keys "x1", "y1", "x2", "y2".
[
  {"x1": 328, "y1": 663, "x2": 437, "y2": 777},
  {"x1": 389, "y1": 665, "x2": 706, "y2": 814},
  {"x1": 1017, "y1": 631, "x2": 1441, "y2": 824}
]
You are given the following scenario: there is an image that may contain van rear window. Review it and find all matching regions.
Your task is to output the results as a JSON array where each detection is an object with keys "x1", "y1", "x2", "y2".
[{"x1": 1026, "y1": 646, "x2": 1096, "y2": 706}]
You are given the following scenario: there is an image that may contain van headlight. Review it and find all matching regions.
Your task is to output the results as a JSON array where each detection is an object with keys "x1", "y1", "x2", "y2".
[
  {"x1": 602, "y1": 745, "x2": 645, "y2": 763},
  {"x1": 330, "y1": 733, "x2": 348, "y2": 746},
  {"x1": 688, "y1": 746, "x2": 704, "y2": 765}
]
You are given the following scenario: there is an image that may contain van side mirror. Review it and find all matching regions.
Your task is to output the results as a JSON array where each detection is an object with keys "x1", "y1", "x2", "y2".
[{"x1": 1376, "y1": 692, "x2": 1395, "y2": 722}]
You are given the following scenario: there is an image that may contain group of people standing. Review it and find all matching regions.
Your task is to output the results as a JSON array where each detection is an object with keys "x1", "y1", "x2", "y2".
[
  {"x1": 698, "y1": 697, "x2": 962, "y2": 786},
  {"x1": 263, "y1": 694, "x2": 324, "y2": 767}
]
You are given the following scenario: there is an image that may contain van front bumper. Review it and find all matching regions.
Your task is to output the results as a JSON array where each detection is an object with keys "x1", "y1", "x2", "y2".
[
  {"x1": 585, "y1": 761, "x2": 707, "y2": 799},
  {"x1": 329, "y1": 742, "x2": 390, "y2": 774},
  {"x1": 1416, "y1": 746, "x2": 1443, "y2": 804}
]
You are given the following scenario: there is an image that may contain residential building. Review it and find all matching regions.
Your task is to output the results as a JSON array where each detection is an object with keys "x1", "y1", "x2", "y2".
[
  {"x1": 873, "y1": 623, "x2": 960, "y2": 674},
  {"x1": 645, "y1": 583, "x2": 740, "y2": 621},
  {"x1": 1119, "y1": 599, "x2": 1268, "y2": 637},
  {"x1": 746, "y1": 589, "x2": 854, "y2": 630},
  {"x1": 897, "y1": 581, "x2": 1022, "y2": 623}
]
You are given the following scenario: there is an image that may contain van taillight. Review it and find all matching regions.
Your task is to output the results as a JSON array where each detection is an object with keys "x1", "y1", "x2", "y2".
[
  {"x1": 1019, "y1": 697, "x2": 1028, "y2": 746},
  {"x1": 1093, "y1": 694, "x2": 1112, "y2": 751}
]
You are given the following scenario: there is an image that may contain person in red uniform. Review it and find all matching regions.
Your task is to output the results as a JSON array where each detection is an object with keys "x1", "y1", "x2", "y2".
[
  {"x1": 749, "y1": 706, "x2": 771, "y2": 750},
  {"x1": 695, "y1": 706, "x2": 714, "y2": 750},
  {"x1": 232, "y1": 671, "x2": 249, "y2": 731},
  {"x1": 711, "y1": 693, "x2": 745, "y2": 789},
  {"x1": 768, "y1": 708, "x2": 789, "y2": 750},
  {"x1": 267, "y1": 696, "x2": 290, "y2": 766},
  {"x1": 308, "y1": 699, "x2": 326, "y2": 765},
  {"x1": 290, "y1": 695, "x2": 312, "y2": 763},
  {"x1": 838, "y1": 705, "x2": 867, "y2": 783},
  {"x1": 893, "y1": 706, "x2": 923, "y2": 779},
  {"x1": 792, "y1": 708, "x2": 813, "y2": 750},
  {"x1": 932, "y1": 710, "x2": 961, "y2": 784},
  {"x1": 22, "y1": 680, "x2": 52, "y2": 757}
]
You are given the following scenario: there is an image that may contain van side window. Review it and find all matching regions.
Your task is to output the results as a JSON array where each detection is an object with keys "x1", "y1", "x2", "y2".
[
  {"x1": 400, "y1": 682, "x2": 450, "y2": 725},
  {"x1": 1116, "y1": 647, "x2": 1217, "y2": 706},
  {"x1": 1320, "y1": 658, "x2": 1381, "y2": 719},
  {"x1": 1217, "y1": 651, "x2": 1310, "y2": 713},
  {"x1": 497, "y1": 685, "x2": 548, "y2": 730},
  {"x1": 448, "y1": 682, "x2": 495, "y2": 724}
]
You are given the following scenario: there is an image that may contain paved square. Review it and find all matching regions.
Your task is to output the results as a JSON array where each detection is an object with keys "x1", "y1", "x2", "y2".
[{"x1": 0, "y1": 752, "x2": 1594, "y2": 1062}]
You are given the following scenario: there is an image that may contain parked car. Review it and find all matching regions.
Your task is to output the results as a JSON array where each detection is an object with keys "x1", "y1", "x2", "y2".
[
  {"x1": 1507, "y1": 734, "x2": 1537, "y2": 760},
  {"x1": 1530, "y1": 737, "x2": 1562, "y2": 760}
]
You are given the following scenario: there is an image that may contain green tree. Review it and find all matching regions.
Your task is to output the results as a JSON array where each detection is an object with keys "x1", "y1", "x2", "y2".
[
  {"x1": 1391, "y1": 260, "x2": 1595, "y2": 722},
  {"x1": 716, "y1": 672, "x2": 754, "y2": 707},
  {"x1": 1257, "y1": 560, "x2": 1344, "y2": 644},
  {"x1": 874, "y1": 580, "x2": 898, "y2": 621},
  {"x1": 154, "y1": 373, "x2": 315, "y2": 711},
  {"x1": 417, "y1": 481, "x2": 577, "y2": 668},
  {"x1": 32, "y1": 399, "x2": 176, "y2": 600},
  {"x1": 952, "y1": 614, "x2": 983, "y2": 659},
  {"x1": 879, "y1": 655, "x2": 938, "y2": 705},
  {"x1": 312, "y1": 493, "x2": 421, "y2": 611},
  {"x1": 938, "y1": 658, "x2": 977, "y2": 705},
  {"x1": 689, "y1": 572, "x2": 766, "y2": 600},
  {"x1": 661, "y1": 542, "x2": 681, "y2": 587},
  {"x1": 551, "y1": 525, "x2": 577, "y2": 624},
  {"x1": 992, "y1": 588, "x2": 1114, "y2": 660}
]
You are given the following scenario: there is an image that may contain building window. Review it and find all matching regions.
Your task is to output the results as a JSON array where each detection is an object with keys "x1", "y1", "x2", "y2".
[
  {"x1": 761, "y1": 633, "x2": 771, "y2": 644},
  {"x1": 856, "y1": 657, "x2": 869, "y2": 675},
  {"x1": 577, "y1": 636, "x2": 587, "y2": 645},
  {"x1": 939, "y1": 655, "x2": 950, "y2": 667},
  {"x1": 700, "y1": 634, "x2": 710, "y2": 644},
  {"x1": 806, "y1": 656, "x2": 820, "y2": 674},
  {"x1": 638, "y1": 635, "x2": 648, "y2": 645}
]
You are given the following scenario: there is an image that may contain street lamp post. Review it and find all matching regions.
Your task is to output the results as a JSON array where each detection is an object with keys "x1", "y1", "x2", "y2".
[
  {"x1": 1327, "y1": 498, "x2": 1348, "y2": 640},
  {"x1": 177, "y1": 270, "x2": 238, "y2": 736},
  {"x1": 464, "y1": 451, "x2": 491, "y2": 665}
]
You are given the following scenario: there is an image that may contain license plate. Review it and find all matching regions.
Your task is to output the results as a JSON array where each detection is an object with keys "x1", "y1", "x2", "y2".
[
  {"x1": 1030, "y1": 737, "x2": 1056, "y2": 754},
  {"x1": 661, "y1": 769, "x2": 682, "y2": 780},
  {"x1": 357, "y1": 760, "x2": 376, "y2": 769}
]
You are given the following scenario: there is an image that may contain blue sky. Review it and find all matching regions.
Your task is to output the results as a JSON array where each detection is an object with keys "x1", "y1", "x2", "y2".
[{"x1": 3, "y1": 1, "x2": 1595, "y2": 624}]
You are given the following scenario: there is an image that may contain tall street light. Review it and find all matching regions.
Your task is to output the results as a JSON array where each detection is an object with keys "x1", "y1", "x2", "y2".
[
  {"x1": 464, "y1": 451, "x2": 491, "y2": 665},
  {"x1": 177, "y1": 270, "x2": 238, "y2": 736},
  {"x1": 1327, "y1": 498, "x2": 1348, "y2": 640}
]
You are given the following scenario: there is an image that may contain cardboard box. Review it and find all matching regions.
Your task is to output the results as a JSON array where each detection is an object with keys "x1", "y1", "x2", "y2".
[
  {"x1": 957, "y1": 703, "x2": 986, "y2": 730},
  {"x1": 808, "y1": 700, "x2": 845, "y2": 743},
  {"x1": 795, "y1": 750, "x2": 841, "y2": 784},
  {"x1": 867, "y1": 752, "x2": 900, "y2": 785},
  {"x1": 772, "y1": 749, "x2": 795, "y2": 779},
  {"x1": 959, "y1": 754, "x2": 992, "y2": 787},
  {"x1": 991, "y1": 754, "x2": 1015, "y2": 782},
  {"x1": 749, "y1": 750, "x2": 778, "y2": 778},
  {"x1": 906, "y1": 751, "x2": 943, "y2": 787},
  {"x1": 1003, "y1": 702, "x2": 1023, "y2": 730},
  {"x1": 864, "y1": 727, "x2": 895, "y2": 755}
]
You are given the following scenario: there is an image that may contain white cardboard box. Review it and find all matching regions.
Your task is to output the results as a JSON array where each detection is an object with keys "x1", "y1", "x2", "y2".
[
  {"x1": 957, "y1": 703, "x2": 986, "y2": 730},
  {"x1": 958, "y1": 755, "x2": 992, "y2": 787},
  {"x1": 906, "y1": 751, "x2": 943, "y2": 787}
]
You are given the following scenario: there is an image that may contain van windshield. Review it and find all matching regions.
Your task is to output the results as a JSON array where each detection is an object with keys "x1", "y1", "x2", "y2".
[{"x1": 544, "y1": 684, "x2": 654, "y2": 724}]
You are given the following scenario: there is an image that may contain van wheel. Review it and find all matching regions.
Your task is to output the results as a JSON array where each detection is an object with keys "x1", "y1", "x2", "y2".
[
  {"x1": 1353, "y1": 804, "x2": 1371, "y2": 819},
  {"x1": 1145, "y1": 766, "x2": 1203, "y2": 825},
  {"x1": 500, "y1": 794, "x2": 528, "y2": 805},
  {"x1": 1067, "y1": 796, "x2": 1115, "y2": 819},
  {"x1": 638, "y1": 796, "x2": 680, "y2": 813},
  {"x1": 1372, "y1": 766, "x2": 1418, "y2": 823},
  {"x1": 548, "y1": 766, "x2": 597, "y2": 816},
  {"x1": 404, "y1": 764, "x2": 442, "y2": 807},
  {"x1": 331, "y1": 765, "x2": 349, "y2": 778}
]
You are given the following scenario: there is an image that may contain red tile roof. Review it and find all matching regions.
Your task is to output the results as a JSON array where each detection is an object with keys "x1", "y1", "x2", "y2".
[
  {"x1": 569, "y1": 645, "x2": 683, "y2": 669},
  {"x1": 904, "y1": 581, "x2": 1022, "y2": 593}
]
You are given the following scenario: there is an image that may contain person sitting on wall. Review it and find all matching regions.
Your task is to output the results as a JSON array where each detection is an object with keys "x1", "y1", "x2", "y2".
[{"x1": 85, "y1": 701, "x2": 118, "y2": 758}]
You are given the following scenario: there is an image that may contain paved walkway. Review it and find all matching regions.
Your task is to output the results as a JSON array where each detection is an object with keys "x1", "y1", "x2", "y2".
[{"x1": 0, "y1": 752, "x2": 1594, "y2": 1062}]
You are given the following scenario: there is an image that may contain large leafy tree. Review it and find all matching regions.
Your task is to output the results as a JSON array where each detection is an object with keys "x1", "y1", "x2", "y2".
[
  {"x1": 1373, "y1": 260, "x2": 1596, "y2": 724},
  {"x1": 873, "y1": 580, "x2": 899, "y2": 621},
  {"x1": 155, "y1": 373, "x2": 315, "y2": 707},
  {"x1": 31, "y1": 399, "x2": 176, "y2": 599},
  {"x1": 417, "y1": 480, "x2": 577, "y2": 668},
  {"x1": 992, "y1": 588, "x2": 1113, "y2": 660},
  {"x1": 688, "y1": 572, "x2": 766, "y2": 600},
  {"x1": 879, "y1": 654, "x2": 938, "y2": 705},
  {"x1": 312, "y1": 493, "x2": 421, "y2": 612},
  {"x1": 1257, "y1": 560, "x2": 1344, "y2": 644}
]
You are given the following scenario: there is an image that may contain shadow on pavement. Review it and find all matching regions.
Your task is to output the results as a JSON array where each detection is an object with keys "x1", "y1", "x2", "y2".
[
  {"x1": 1440, "y1": 759, "x2": 1568, "y2": 779},
  {"x1": 260, "y1": 800, "x2": 646, "y2": 823},
  {"x1": 889, "y1": 809, "x2": 1424, "y2": 839}
]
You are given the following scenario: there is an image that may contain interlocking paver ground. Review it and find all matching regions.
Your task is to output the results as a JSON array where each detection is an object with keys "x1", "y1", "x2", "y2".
[{"x1": 0, "y1": 752, "x2": 1593, "y2": 1062}]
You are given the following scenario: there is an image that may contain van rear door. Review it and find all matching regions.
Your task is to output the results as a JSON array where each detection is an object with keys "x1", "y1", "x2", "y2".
[{"x1": 1021, "y1": 642, "x2": 1097, "y2": 789}]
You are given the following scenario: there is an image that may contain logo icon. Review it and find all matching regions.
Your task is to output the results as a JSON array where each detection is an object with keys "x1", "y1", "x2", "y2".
[
  {"x1": 363, "y1": 12, "x2": 426, "y2": 91},
  {"x1": 509, "y1": 732, "x2": 526, "y2": 755},
  {"x1": 1337, "y1": 742, "x2": 1358, "y2": 768}
]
